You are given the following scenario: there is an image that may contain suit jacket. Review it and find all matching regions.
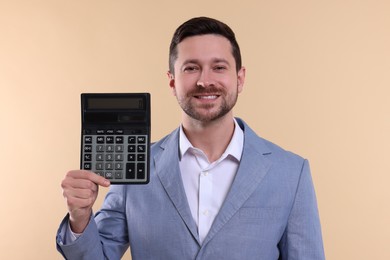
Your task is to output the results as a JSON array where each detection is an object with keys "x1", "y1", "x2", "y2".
[{"x1": 57, "y1": 118, "x2": 325, "y2": 259}]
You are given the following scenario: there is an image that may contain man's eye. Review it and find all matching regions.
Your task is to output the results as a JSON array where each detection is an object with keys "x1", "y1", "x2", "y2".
[
  {"x1": 183, "y1": 66, "x2": 198, "y2": 72},
  {"x1": 214, "y1": 66, "x2": 227, "y2": 71}
]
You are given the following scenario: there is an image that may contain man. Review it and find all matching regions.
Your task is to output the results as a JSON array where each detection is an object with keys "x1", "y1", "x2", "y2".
[{"x1": 57, "y1": 17, "x2": 325, "y2": 259}]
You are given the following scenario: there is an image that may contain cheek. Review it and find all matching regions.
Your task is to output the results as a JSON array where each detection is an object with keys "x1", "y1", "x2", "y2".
[
  {"x1": 220, "y1": 77, "x2": 238, "y2": 92},
  {"x1": 174, "y1": 76, "x2": 196, "y2": 92}
]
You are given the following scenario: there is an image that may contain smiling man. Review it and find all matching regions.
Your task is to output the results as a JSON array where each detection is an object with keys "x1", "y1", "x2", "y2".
[{"x1": 57, "y1": 17, "x2": 325, "y2": 259}]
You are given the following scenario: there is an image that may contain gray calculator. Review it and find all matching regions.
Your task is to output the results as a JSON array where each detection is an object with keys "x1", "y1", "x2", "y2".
[{"x1": 80, "y1": 93, "x2": 150, "y2": 184}]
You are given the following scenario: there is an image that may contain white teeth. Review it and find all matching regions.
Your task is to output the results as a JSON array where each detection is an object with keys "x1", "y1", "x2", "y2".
[{"x1": 198, "y1": 95, "x2": 217, "y2": 99}]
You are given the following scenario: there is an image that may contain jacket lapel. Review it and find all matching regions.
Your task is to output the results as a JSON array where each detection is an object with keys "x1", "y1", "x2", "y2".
[
  {"x1": 153, "y1": 129, "x2": 200, "y2": 245},
  {"x1": 202, "y1": 119, "x2": 272, "y2": 245}
]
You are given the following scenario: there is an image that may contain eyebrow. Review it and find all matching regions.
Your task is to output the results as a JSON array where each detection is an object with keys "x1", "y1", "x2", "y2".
[{"x1": 182, "y1": 58, "x2": 231, "y2": 66}]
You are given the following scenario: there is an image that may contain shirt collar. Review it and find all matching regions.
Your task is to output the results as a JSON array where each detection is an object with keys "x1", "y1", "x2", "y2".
[{"x1": 179, "y1": 118, "x2": 244, "y2": 162}]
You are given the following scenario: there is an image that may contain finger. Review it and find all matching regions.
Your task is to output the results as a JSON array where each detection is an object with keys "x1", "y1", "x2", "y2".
[
  {"x1": 85, "y1": 171, "x2": 111, "y2": 187},
  {"x1": 66, "y1": 170, "x2": 110, "y2": 187},
  {"x1": 66, "y1": 195, "x2": 95, "y2": 210},
  {"x1": 64, "y1": 187, "x2": 96, "y2": 200},
  {"x1": 62, "y1": 177, "x2": 99, "y2": 191}
]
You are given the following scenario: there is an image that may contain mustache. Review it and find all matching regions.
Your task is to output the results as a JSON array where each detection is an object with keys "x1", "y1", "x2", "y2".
[{"x1": 188, "y1": 86, "x2": 224, "y2": 96}]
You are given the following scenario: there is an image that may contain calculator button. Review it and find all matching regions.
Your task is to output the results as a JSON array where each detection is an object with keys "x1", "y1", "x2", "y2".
[
  {"x1": 106, "y1": 136, "x2": 114, "y2": 144},
  {"x1": 84, "y1": 136, "x2": 92, "y2": 143},
  {"x1": 84, "y1": 154, "x2": 92, "y2": 161},
  {"x1": 115, "y1": 154, "x2": 123, "y2": 161},
  {"x1": 105, "y1": 163, "x2": 113, "y2": 170},
  {"x1": 126, "y1": 163, "x2": 136, "y2": 179},
  {"x1": 137, "y1": 154, "x2": 145, "y2": 161},
  {"x1": 83, "y1": 163, "x2": 92, "y2": 170},
  {"x1": 137, "y1": 136, "x2": 146, "y2": 143},
  {"x1": 128, "y1": 154, "x2": 136, "y2": 161},
  {"x1": 95, "y1": 171, "x2": 104, "y2": 177},
  {"x1": 96, "y1": 163, "x2": 104, "y2": 170},
  {"x1": 105, "y1": 172, "x2": 114, "y2": 179},
  {"x1": 128, "y1": 145, "x2": 136, "y2": 152},
  {"x1": 128, "y1": 136, "x2": 136, "y2": 143},
  {"x1": 115, "y1": 145, "x2": 124, "y2": 152},
  {"x1": 96, "y1": 145, "x2": 105, "y2": 152},
  {"x1": 137, "y1": 145, "x2": 145, "y2": 152},
  {"x1": 84, "y1": 145, "x2": 92, "y2": 152},
  {"x1": 106, "y1": 145, "x2": 114, "y2": 152},
  {"x1": 115, "y1": 163, "x2": 123, "y2": 170},
  {"x1": 96, "y1": 154, "x2": 104, "y2": 161},
  {"x1": 137, "y1": 163, "x2": 145, "y2": 179},
  {"x1": 97, "y1": 136, "x2": 105, "y2": 143},
  {"x1": 115, "y1": 172, "x2": 123, "y2": 179},
  {"x1": 105, "y1": 154, "x2": 114, "y2": 161},
  {"x1": 115, "y1": 136, "x2": 124, "y2": 143},
  {"x1": 115, "y1": 129, "x2": 124, "y2": 135},
  {"x1": 96, "y1": 130, "x2": 105, "y2": 134}
]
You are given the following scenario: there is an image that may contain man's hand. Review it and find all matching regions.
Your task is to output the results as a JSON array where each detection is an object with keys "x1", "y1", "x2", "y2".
[{"x1": 61, "y1": 170, "x2": 110, "y2": 233}]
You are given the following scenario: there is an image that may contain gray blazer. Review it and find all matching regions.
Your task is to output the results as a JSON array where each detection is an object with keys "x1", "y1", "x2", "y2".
[{"x1": 57, "y1": 118, "x2": 325, "y2": 259}]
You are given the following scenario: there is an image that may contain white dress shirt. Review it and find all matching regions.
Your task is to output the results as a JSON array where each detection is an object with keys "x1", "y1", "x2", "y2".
[{"x1": 179, "y1": 119, "x2": 244, "y2": 244}]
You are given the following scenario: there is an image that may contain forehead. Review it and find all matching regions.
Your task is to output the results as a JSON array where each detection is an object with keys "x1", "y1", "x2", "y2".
[{"x1": 176, "y1": 34, "x2": 234, "y2": 62}]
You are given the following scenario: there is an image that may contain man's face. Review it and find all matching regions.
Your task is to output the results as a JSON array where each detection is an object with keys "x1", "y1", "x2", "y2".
[{"x1": 168, "y1": 34, "x2": 245, "y2": 123}]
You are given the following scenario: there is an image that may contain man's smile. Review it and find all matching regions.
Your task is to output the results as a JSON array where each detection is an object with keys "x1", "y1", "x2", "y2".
[{"x1": 194, "y1": 95, "x2": 219, "y2": 100}]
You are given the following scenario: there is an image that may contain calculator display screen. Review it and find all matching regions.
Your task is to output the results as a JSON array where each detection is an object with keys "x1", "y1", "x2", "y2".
[{"x1": 87, "y1": 97, "x2": 144, "y2": 110}]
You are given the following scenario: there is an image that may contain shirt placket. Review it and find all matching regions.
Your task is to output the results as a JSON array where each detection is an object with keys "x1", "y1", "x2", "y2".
[
  {"x1": 194, "y1": 152, "x2": 220, "y2": 244},
  {"x1": 198, "y1": 166, "x2": 213, "y2": 243}
]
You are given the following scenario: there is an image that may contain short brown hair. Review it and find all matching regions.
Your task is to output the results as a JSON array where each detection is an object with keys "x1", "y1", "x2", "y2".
[{"x1": 169, "y1": 17, "x2": 242, "y2": 74}]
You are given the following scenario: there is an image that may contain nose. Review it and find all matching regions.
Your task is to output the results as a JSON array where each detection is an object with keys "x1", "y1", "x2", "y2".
[{"x1": 196, "y1": 70, "x2": 214, "y2": 88}]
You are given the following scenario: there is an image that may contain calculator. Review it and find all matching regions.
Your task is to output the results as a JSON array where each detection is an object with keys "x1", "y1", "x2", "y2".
[{"x1": 80, "y1": 93, "x2": 150, "y2": 184}]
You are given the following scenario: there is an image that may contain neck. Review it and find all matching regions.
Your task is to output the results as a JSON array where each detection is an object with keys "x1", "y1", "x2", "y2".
[{"x1": 182, "y1": 114, "x2": 235, "y2": 162}]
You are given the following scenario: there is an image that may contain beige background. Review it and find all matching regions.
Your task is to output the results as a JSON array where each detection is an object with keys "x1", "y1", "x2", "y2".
[{"x1": 1, "y1": 0, "x2": 389, "y2": 259}]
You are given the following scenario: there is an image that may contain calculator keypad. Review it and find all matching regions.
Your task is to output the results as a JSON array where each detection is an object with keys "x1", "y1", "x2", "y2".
[{"x1": 81, "y1": 130, "x2": 148, "y2": 183}]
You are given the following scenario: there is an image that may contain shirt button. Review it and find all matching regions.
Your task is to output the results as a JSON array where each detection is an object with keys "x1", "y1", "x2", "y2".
[
  {"x1": 202, "y1": 171, "x2": 209, "y2": 176},
  {"x1": 203, "y1": 209, "x2": 209, "y2": 216}
]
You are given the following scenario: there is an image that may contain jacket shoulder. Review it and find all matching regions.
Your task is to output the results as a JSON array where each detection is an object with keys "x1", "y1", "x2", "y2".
[{"x1": 238, "y1": 118, "x2": 306, "y2": 167}]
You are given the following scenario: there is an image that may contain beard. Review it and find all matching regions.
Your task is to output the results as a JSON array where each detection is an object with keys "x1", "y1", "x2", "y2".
[{"x1": 175, "y1": 85, "x2": 238, "y2": 122}]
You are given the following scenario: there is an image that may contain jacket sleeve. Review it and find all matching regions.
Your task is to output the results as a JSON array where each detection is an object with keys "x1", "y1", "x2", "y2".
[
  {"x1": 278, "y1": 159, "x2": 326, "y2": 259},
  {"x1": 56, "y1": 214, "x2": 106, "y2": 260},
  {"x1": 56, "y1": 185, "x2": 129, "y2": 260}
]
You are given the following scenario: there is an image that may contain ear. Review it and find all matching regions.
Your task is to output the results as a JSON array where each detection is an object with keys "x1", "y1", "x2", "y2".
[
  {"x1": 237, "y1": 66, "x2": 246, "y2": 93},
  {"x1": 167, "y1": 71, "x2": 176, "y2": 96}
]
